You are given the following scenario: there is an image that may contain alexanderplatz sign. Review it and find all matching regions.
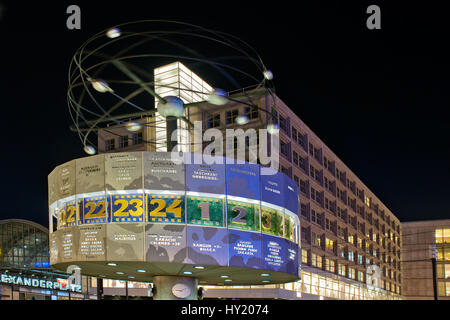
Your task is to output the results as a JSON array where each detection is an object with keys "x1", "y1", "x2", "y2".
[
  {"x1": 0, "y1": 272, "x2": 82, "y2": 293},
  {"x1": 48, "y1": 152, "x2": 300, "y2": 286}
]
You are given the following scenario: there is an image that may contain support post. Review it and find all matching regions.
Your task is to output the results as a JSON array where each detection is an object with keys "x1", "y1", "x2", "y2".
[{"x1": 166, "y1": 116, "x2": 178, "y2": 152}]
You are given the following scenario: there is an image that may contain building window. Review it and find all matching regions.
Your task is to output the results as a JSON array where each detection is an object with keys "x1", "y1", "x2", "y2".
[
  {"x1": 311, "y1": 187, "x2": 321, "y2": 204},
  {"x1": 337, "y1": 207, "x2": 345, "y2": 221},
  {"x1": 309, "y1": 143, "x2": 314, "y2": 157},
  {"x1": 280, "y1": 140, "x2": 290, "y2": 159},
  {"x1": 311, "y1": 253, "x2": 323, "y2": 268},
  {"x1": 281, "y1": 166, "x2": 291, "y2": 178},
  {"x1": 225, "y1": 109, "x2": 238, "y2": 124},
  {"x1": 119, "y1": 135, "x2": 129, "y2": 148},
  {"x1": 300, "y1": 180, "x2": 307, "y2": 194},
  {"x1": 299, "y1": 156, "x2": 307, "y2": 172},
  {"x1": 325, "y1": 218, "x2": 333, "y2": 231},
  {"x1": 207, "y1": 113, "x2": 221, "y2": 128},
  {"x1": 364, "y1": 195, "x2": 371, "y2": 207},
  {"x1": 337, "y1": 226, "x2": 346, "y2": 241},
  {"x1": 294, "y1": 175, "x2": 300, "y2": 187},
  {"x1": 348, "y1": 251, "x2": 354, "y2": 262},
  {"x1": 279, "y1": 114, "x2": 289, "y2": 134},
  {"x1": 300, "y1": 204, "x2": 308, "y2": 218},
  {"x1": 338, "y1": 244, "x2": 346, "y2": 257},
  {"x1": 244, "y1": 106, "x2": 258, "y2": 120},
  {"x1": 325, "y1": 259, "x2": 335, "y2": 273},
  {"x1": 312, "y1": 232, "x2": 321, "y2": 247},
  {"x1": 105, "y1": 138, "x2": 115, "y2": 151},
  {"x1": 348, "y1": 234, "x2": 354, "y2": 245},
  {"x1": 302, "y1": 249, "x2": 309, "y2": 264},
  {"x1": 338, "y1": 263, "x2": 346, "y2": 276},
  {"x1": 357, "y1": 271, "x2": 364, "y2": 282},
  {"x1": 325, "y1": 238, "x2": 334, "y2": 251},
  {"x1": 293, "y1": 151, "x2": 299, "y2": 166},
  {"x1": 357, "y1": 254, "x2": 363, "y2": 265},
  {"x1": 132, "y1": 132, "x2": 143, "y2": 145},
  {"x1": 301, "y1": 227, "x2": 308, "y2": 242},
  {"x1": 348, "y1": 268, "x2": 355, "y2": 279},
  {"x1": 435, "y1": 228, "x2": 450, "y2": 244}
]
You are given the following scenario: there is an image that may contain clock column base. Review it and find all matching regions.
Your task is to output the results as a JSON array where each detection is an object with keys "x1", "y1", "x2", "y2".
[{"x1": 153, "y1": 275, "x2": 198, "y2": 300}]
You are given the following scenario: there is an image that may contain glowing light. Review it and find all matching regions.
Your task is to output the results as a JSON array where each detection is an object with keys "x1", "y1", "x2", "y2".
[
  {"x1": 88, "y1": 77, "x2": 113, "y2": 93},
  {"x1": 107, "y1": 262, "x2": 117, "y2": 266},
  {"x1": 84, "y1": 145, "x2": 96, "y2": 155},
  {"x1": 183, "y1": 271, "x2": 193, "y2": 275},
  {"x1": 136, "y1": 269, "x2": 146, "y2": 273},
  {"x1": 194, "y1": 266, "x2": 205, "y2": 270},
  {"x1": 207, "y1": 88, "x2": 228, "y2": 105},
  {"x1": 260, "y1": 273, "x2": 270, "y2": 277},
  {"x1": 125, "y1": 121, "x2": 142, "y2": 132},
  {"x1": 235, "y1": 115, "x2": 249, "y2": 125},
  {"x1": 267, "y1": 123, "x2": 279, "y2": 134},
  {"x1": 106, "y1": 28, "x2": 121, "y2": 39},
  {"x1": 263, "y1": 69, "x2": 273, "y2": 80},
  {"x1": 157, "y1": 96, "x2": 185, "y2": 118}
]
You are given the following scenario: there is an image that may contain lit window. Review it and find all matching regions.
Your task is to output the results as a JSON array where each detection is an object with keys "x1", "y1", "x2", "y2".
[
  {"x1": 348, "y1": 268, "x2": 355, "y2": 279},
  {"x1": 357, "y1": 271, "x2": 364, "y2": 282},
  {"x1": 312, "y1": 253, "x2": 323, "y2": 268},
  {"x1": 348, "y1": 234, "x2": 354, "y2": 245},
  {"x1": 338, "y1": 263, "x2": 346, "y2": 276},
  {"x1": 348, "y1": 251, "x2": 354, "y2": 262},
  {"x1": 325, "y1": 238, "x2": 334, "y2": 251},
  {"x1": 364, "y1": 195, "x2": 371, "y2": 207},
  {"x1": 435, "y1": 228, "x2": 450, "y2": 244},
  {"x1": 302, "y1": 249, "x2": 308, "y2": 264}
]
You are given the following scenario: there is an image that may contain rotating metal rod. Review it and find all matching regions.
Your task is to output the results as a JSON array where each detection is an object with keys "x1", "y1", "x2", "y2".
[
  {"x1": 111, "y1": 59, "x2": 166, "y2": 104},
  {"x1": 70, "y1": 109, "x2": 157, "y2": 132}
]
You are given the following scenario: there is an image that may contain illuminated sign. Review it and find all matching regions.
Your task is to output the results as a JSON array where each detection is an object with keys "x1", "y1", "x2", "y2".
[
  {"x1": 0, "y1": 273, "x2": 82, "y2": 293},
  {"x1": 49, "y1": 152, "x2": 301, "y2": 278}
]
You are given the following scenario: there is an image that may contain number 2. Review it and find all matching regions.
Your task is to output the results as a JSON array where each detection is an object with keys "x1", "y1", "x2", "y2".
[{"x1": 231, "y1": 206, "x2": 247, "y2": 224}]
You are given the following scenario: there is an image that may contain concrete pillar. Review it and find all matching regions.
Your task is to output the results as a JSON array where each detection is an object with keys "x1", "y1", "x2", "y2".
[{"x1": 152, "y1": 276, "x2": 198, "y2": 300}]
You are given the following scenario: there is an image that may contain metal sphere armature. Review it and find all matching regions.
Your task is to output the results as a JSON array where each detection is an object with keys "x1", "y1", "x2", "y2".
[{"x1": 67, "y1": 20, "x2": 278, "y2": 155}]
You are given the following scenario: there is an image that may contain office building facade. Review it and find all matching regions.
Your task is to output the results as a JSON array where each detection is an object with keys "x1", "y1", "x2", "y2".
[
  {"x1": 402, "y1": 219, "x2": 450, "y2": 299},
  {"x1": 94, "y1": 62, "x2": 403, "y2": 300}
]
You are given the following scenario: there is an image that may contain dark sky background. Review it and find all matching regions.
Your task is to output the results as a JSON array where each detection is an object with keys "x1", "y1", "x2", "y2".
[{"x1": 0, "y1": 1, "x2": 448, "y2": 227}]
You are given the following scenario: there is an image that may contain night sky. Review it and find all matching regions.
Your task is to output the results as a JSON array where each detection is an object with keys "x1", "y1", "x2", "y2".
[{"x1": 0, "y1": 1, "x2": 448, "y2": 227}]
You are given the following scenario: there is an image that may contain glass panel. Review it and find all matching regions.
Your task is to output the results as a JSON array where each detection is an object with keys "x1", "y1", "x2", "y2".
[
  {"x1": 444, "y1": 229, "x2": 450, "y2": 244},
  {"x1": 435, "y1": 229, "x2": 443, "y2": 243}
]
